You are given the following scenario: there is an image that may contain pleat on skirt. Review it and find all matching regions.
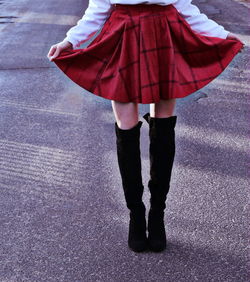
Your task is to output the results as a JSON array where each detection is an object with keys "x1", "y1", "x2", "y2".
[{"x1": 52, "y1": 4, "x2": 243, "y2": 104}]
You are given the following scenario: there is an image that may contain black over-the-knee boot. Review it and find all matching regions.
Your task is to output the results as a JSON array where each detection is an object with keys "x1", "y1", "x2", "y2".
[
  {"x1": 143, "y1": 113, "x2": 177, "y2": 252},
  {"x1": 115, "y1": 121, "x2": 148, "y2": 252}
]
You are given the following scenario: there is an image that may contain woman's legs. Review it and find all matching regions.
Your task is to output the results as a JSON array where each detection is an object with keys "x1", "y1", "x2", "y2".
[
  {"x1": 143, "y1": 98, "x2": 177, "y2": 252},
  {"x1": 150, "y1": 98, "x2": 176, "y2": 118},
  {"x1": 112, "y1": 100, "x2": 148, "y2": 252},
  {"x1": 111, "y1": 101, "x2": 139, "y2": 129},
  {"x1": 111, "y1": 97, "x2": 176, "y2": 128},
  {"x1": 111, "y1": 98, "x2": 177, "y2": 252}
]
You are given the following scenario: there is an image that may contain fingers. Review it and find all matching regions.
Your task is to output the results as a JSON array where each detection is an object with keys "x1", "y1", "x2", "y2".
[
  {"x1": 47, "y1": 40, "x2": 73, "y2": 61},
  {"x1": 50, "y1": 46, "x2": 61, "y2": 61},
  {"x1": 47, "y1": 44, "x2": 62, "y2": 61},
  {"x1": 226, "y1": 33, "x2": 245, "y2": 52},
  {"x1": 227, "y1": 33, "x2": 244, "y2": 43},
  {"x1": 227, "y1": 35, "x2": 239, "y2": 41},
  {"x1": 47, "y1": 45, "x2": 56, "y2": 60},
  {"x1": 239, "y1": 44, "x2": 245, "y2": 53}
]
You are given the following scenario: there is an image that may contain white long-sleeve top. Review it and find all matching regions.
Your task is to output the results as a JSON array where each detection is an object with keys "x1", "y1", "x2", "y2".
[{"x1": 63, "y1": 0, "x2": 230, "y2": 49}]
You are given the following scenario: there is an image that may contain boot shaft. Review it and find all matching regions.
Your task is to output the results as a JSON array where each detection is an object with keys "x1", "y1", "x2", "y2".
[
  {"x1": 115, "y1": 121, "x2": 145, "y2": 212},
  {"x1": 143, "y1": 113, "x2": 177, "y2": 211}
]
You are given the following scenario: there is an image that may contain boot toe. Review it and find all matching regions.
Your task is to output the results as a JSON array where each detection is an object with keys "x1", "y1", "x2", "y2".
[
  {"x1": 128, "y1": 238, "x2": 148, "y2": 252},
  {"x1": 148, "y1": 238, "x2": 166, "y2": 252}
]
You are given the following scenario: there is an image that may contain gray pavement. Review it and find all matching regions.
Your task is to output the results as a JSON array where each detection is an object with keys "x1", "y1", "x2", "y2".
[{"x1": 0, "y1": 0, "x2": 249, "y2": 281}]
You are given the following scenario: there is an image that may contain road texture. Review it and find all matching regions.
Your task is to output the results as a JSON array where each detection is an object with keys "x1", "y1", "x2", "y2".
[{"x1": 0, "y1": 0, "x2": 249, "y2": 281}]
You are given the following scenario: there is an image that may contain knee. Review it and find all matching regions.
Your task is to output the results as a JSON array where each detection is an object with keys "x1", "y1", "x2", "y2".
[
  {"x1": 112, "y1": 101, "x2": 139, "y2": 130},
  {"x1": 151, "y1": 99, "x2": 176, "y2": 118},
  {"x1": 116, "y1": 118, "x2": 139, "y2": 130}
]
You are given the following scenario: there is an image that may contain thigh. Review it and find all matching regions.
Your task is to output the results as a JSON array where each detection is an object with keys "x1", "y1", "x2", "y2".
[
  {"x1": 111, "y1": 100, "x2": 139, "y2": 130},
  {"x1": 150, "y1": 98, "x2": 176, "y2": 118}
]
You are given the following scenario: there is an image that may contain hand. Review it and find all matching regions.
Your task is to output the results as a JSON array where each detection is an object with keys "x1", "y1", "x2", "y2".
[
  {"x1": 227, "y1": 32, "x2": 245, "y2": 51},
  {"x1": 47, "y1": 40, "x2": 73, "y2": 61}
]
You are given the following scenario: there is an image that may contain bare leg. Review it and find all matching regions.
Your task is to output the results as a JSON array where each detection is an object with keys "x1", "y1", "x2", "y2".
[
  {"x1": 150, "y1": 98, "x2": 176, "y2": 118},
  {"x1": 111, "y1": 98, "x2": 176, "y2": 123},
  {"x1": 111, "y1": 101, "x2": 139, "y2": 129}
]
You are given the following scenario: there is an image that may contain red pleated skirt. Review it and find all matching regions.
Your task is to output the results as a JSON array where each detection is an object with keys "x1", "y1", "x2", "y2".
[{"x1": 52, "y1": 4, "x2": 243, "y2": 104}]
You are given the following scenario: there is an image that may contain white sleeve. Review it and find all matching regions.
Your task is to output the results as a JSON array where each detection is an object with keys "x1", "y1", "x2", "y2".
[
  {"x1": 63, "y1": 0, "x2": 113, "y2": 49},
  {"x1": 173, "y1": 0, "x2": 230, "y2": 39}
]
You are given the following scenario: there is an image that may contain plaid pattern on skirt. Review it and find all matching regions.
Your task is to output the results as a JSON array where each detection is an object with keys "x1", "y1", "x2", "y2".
[{"x1": 52, "y1": 4, "x2": 243, "y2": 104}]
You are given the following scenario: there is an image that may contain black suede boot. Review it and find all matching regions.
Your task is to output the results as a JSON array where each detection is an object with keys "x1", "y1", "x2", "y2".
[
  {"x1": 115, "y1": 121, "x2": 148, "y2": 252},
  {"x1": 143, "y1": 112, "x2": 177, "y2": 252}
]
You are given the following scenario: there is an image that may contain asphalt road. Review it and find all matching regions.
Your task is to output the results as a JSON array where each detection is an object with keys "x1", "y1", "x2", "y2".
[{"x1": 0, "y1": 0, "x2": 249, "y2": 281}]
